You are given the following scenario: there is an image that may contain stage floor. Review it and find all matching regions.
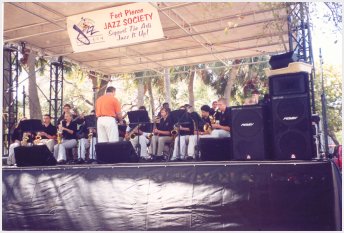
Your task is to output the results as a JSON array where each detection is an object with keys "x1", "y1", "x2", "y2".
[{"x1": 2, "y1": 160, "x2": 342, "y2": 231}]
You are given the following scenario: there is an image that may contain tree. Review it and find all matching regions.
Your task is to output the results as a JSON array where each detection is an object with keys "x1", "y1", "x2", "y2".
[{"x1": 314, "y1": 63, "x2": 342, "y2": 144}]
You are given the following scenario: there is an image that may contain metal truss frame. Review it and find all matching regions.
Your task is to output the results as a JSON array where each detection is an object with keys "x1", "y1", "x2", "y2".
[
  {"x1": 49, "y1": 58, "x2": 63, "y2": 126},
  {"x1": 2, "y1": 46, "x2": 19, "y2": 156}
]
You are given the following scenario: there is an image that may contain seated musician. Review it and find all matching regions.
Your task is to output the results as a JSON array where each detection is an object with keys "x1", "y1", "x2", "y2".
[
  {"x1": 209, "y1": 98, "x2": 231, "y2": 138},
  {"x1": 170, "y1": 104, "x2": 194, "y2": 161},
  {"x1": 57, "y1": 104, "x2": 78, "y2": 125},
  {"x1": 7, "y1": 117, "x2": 30, "y2": 165},
  {"x1": 149, "y1": 107, "x2": 173, "y2": 160},
  {"x1": 125, "y1": 106, "x2": 152, "y2": 161},
  {"x1": 53, "y1": 112, "x2": 78, "y2": 164},
  {"x1": 187, "y1": 105, "x2": 212, "y2": 159},
  {"x1": 76, "y1": 110, "x2": 97, "y2": 164},
  {"x1": 34, "y1": 114, "x2": 57, "y2": 152}
]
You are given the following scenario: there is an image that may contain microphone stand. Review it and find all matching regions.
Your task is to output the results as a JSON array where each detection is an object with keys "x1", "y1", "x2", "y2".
[
  {"x1": 319, "y1": 48, "x2": 329, "y2": 158},
  {"x1": 194, "y1": 119, "x2": 200, "y2": 160},
  {"x1": 136, "y1": 124, "x2": 141, "y2": 158},
  {"x1": 176, "y1": 110, "x2": 189, "y2": 160}
]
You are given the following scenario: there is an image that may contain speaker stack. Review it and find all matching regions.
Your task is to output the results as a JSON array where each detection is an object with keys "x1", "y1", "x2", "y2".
[{"x1": 269, "y1": 72, "x2": 313, "y2": 160}]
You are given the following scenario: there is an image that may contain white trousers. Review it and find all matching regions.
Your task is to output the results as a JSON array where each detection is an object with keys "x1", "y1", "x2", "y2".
[
  {"x1": 40, "y1": 139, "x2": 55, "y2": 152},
  {"x1": 7, "y1": 142, "x2": 20, "y2": 165},
  {"x1": 149, "y1": 135, "x2": 172, "y2": 156},
  {"x1": 78, "y1": 137, "x2": 97, "y2": 160},
  {"x1": 171, "y1": 135, "x2": 190, "y2": 160},
  {"x1": 187, "y1": 130, "x2": 230, "y2": 158},
  {"x1": 97, "y1": 116, "x2": 119, "y2": 143},
  {"x1": 130, "y1": 135, "x2": 149, "y2": 158},
  {"x1": 53, "y1": 139, "x2": 77, "y2": 161}
]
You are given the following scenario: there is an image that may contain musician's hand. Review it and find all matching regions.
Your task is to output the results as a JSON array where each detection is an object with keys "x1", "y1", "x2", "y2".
[
  {"x1": 212, "y1": 123, "x2": 220, "y2": 129},
  {"x1": 40, "y1": 132, "x2": 47, "y2": 137},
  {"x1": 153, "y1": 128, "x2": 159, "y2": 134}
]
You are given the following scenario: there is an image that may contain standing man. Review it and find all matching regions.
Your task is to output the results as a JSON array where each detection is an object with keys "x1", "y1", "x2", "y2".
[{"x1": 96, "y1": 86, "x2": 122, "y2": 142}]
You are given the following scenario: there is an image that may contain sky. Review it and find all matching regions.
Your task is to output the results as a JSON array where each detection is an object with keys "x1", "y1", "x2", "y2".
[{"x1": 310, "y1": 2, "x2": 342, "y2": 67}]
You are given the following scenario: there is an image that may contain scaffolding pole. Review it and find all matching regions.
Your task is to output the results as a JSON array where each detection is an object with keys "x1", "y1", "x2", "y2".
[{"x1": 49, "y1": 58, "x2": 63, "y2": 126}]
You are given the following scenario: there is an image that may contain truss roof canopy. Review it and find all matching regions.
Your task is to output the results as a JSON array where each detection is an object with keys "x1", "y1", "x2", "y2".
[{"x1": 4, "y1": 2, "x2": 289, "y2": 75}]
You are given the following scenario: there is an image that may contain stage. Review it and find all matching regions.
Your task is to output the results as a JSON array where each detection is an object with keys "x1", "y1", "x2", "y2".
[{"x1": 2, "y1": 160, "x2": 342, "y2": 231}]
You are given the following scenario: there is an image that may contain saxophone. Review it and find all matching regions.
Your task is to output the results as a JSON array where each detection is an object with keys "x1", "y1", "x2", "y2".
[
  {"x1": 88, "y1": 128, "x2": 93, "y2": 143},
  {"x1": 57, "y1": 122, "x2": 63, "y2": 144},
  {"x1": 21, "y1": 132, "x2": 30, "y2": 146},
  {"x1": 33, "y1": 133, "x2": 42, "y2": 145},
  {"x1": 147, "y1": 117, "x2": 160, "y2": 139},
  {"x1": 171, "y1": 123, "x2": 180, "y2": 137},
  {"x1": 125, "y1": 124, "x2": 141, "y2": 141}
]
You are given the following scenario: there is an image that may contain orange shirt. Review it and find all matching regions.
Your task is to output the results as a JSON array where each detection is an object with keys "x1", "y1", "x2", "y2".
[{"x1": 96, "y1": 94, "x2": 121, "y2": 118}]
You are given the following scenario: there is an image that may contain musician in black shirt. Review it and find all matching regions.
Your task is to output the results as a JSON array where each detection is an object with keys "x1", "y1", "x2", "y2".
[
  {"x1": 170, "y1": 105, "x2": 194, "y2": 161},
  {"x1": 35, "y1": 114, "x2": 57, "y2": 152},
  {"x1": 149, "y1": 107, "x2": 173, "y2": 159},
  {"x1": 53, "y1": 112, "x2": 78, "y2": 164},
  {"x1": 187, "y1": 105, "x2": 212, "y2": 159},
  {"x1": 7, "y1": 117, "x2": 29, "y2": 165},
  {"x1": 210, "y1": 98, "x2": 231, "y2": 137}
]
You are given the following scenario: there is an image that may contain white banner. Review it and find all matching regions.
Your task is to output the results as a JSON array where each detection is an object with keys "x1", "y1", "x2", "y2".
[{"x1": 67, "y1": 2, "x2": 164, "y2": 53}]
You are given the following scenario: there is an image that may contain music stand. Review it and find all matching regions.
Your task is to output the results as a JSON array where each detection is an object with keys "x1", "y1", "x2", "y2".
[
  {"x1": 127, "y1": 110, "x2": 151, "y2": 157},
  {"x1": 190, "y1": 112, "x2": 202, "y2": 160},
  {"x1": 84, "y1": 114, "x2": 96, "y2": 161},
  {"x1": 84, "y1": 114, "x2": 96, "y2": 128},
  {"x1": 18, "y1": 119, "x2": 43, "y2": 132}
]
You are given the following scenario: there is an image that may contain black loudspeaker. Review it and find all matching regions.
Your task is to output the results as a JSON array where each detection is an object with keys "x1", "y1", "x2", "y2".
[
  {"x1": 96, "y1": 141, "x2": 139, "y2": 163},
  {"x1": 269, "y1": 51, "x2": 297, "y2": 70},
  {"x1": 230, "y1": 105, "x2": 267, "y2": 160},
  {"x1": 269, "y1": 72, "x2": 309, "y2": 96},
  {"x1": 14, "y1": 145, "x2": 56, "y2": 167},
  {"x1": 199, "y1": 137, "x2": 231, "y2": 161},
  {"x1": 270, "y1": 94, "x2": 313, "y2": 160}
]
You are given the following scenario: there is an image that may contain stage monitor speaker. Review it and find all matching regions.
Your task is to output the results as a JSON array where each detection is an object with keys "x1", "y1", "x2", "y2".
[
  {"x1": 269, "y1": 72, "x2": 309, "y2": 96},
  {"x1": 270, "y1": 94, "x2": 313, "y2": 160},
  {"x1": 269, "y1": 51, "x2": 297, "y2": 70},
  {"x1": 199, "y1": 137, "x2": 232, "y2": 161},
  {"x1": 14, "y1": 145, "x2": 56, "y2": 167},
  {"x1": 231, "y1": 105, "x2": 267, "y2": 160},
  {"x1": 96, "y1": 141, "x2": 139, "y2": 163}
]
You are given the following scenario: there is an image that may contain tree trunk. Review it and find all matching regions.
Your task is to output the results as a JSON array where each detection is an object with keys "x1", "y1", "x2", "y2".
[
  {"x1": 96, "y1": 75, "x2": 109, "y2": 99},
  {"x1": 27, "y1": 51, "x2": 42, "y2": 120},
  {"x1": 89, "y1": 71, "x2": 98, "y2": 107},
  {"x1": 188, "y1": 69, "x2": 195, "y2": 109},
  {"x1": 147, "y1": 78, "x2": 155, "y2": 118},
  {"x1": 137, "y1": 78, "x2": 144, "y2": 107},
  {"x1": 163, "y1": 68, "x2": 171, "y2": 106},
  {"x1": 224, "y1": 60, "x2": 241, "y2": 105}
]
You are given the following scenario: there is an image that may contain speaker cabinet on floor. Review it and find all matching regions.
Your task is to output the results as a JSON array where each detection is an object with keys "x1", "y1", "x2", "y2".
[
  {"x1": 199, "y1": 137, "x2": 231, "y2": 161},
  {"x1": 231, "y1": 105, "x2": 267, "y2": 160},
  {"x1": 14, "y1": 145, "x2": 56, "y2": 167},
  {"x1": 95, "y1": 141, "x2": 139, "y2": 163},
  {"x1": 270, "y1": 94, "x2": 313, "y2": 160}
]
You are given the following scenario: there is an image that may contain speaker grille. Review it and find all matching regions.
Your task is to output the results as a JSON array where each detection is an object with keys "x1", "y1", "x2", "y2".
[
  {"x1": 269, "y1": 72, "x2": 308, "y2": 96},
  {"x1": 233, "y1": 109, "x2": 262, "y2": 137},
  {"x1": 278, "y1": 130, "x2": 308, "y2": 159}
]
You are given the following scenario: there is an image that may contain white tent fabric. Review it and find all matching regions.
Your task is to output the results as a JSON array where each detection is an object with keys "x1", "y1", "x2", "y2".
[{"x1": 4, "y1": 2, "x2": 289, "y2": 75}]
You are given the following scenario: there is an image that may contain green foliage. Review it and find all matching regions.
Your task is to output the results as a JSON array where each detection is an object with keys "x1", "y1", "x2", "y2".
[{"x1": 314, "y1": 63, "x2": 342, "y2": 140}]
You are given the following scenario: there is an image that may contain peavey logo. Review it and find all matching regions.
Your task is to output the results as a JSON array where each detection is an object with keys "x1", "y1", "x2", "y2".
[
  {"x1": 241, "y1": 123, "x2": 254, "y2": 127},
  {"x1": 283, "y1": 116, "x2": 298, "y2": 121}
]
